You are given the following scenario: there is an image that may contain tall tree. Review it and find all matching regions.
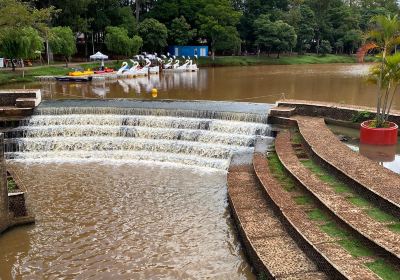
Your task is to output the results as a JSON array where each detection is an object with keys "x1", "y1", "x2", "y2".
[
  {"x1": 275, "y1": 20, "x2": 297, "y2": 57},
  {"x1": 296, "y1": 5, "x2": 316, "y2": 54},
  {"x1": 343, "y1": 29, "x2": 362, "y2": 54},
  {"x1": 0, "y1": 0, "x2": 57, "y2": 32},
  {"x1": 317, "y1": 39, "x2": 332, "y2": 54},
  {"x1": 254, "y1": 15, "x2": 277, "y2": 55},
  {"x1": 49, "y1": 26, "x2": 77, "y2": 67},
  {"x1": 7, "y1": 0, "x2": 400, "y2": 60},
  {"x1": 113, "y1": 6, "x2": 137, "y2": 36},
  {"x1": 239, "y1": 0, "x2": 288, "y2": 49},
  {"x1": 254, "y1": 15, "x2": 297, "y2": 58},
  {"x1": 328, "y1": 3, "x2": 361, "y2": 53},
  {"x1": 197, "y1": 0, "x2": 241, "y2": 59},
  {"x1": 136, "y1": 0, "x2": 140, "y2": 22},
  {"x1": 105, "y1": 26, "x2": 142, "y2": 56},
  {"x1": 50, "y1": 0, "x2": 93, "y2": 33},
  {"x1": 138, "y1": 18, "x2": 168, "y2": 52},
  {"x1": 169, "y1": 16, "x2": 196, "y2": 45},
  {"x1": 0, "y1": 0, "x2": 57, "y2": 67},
  {"x1": 0, "y1": 27, "x2": 43, "y2": 70}
]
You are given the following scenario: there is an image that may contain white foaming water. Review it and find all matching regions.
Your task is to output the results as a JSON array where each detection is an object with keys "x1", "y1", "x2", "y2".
[
  {"x1": 7, "y1": 137, "x2": 252, "y2": 159},
  {"x1": 6, "y1": 105, "x2": 273, "y2": 170},
  {"x1": 8, "y1": 151, "x2": 231, "y2": 170},
  {"x1": 35, "y1": 106, "x2": 268, "y2": 123},
  {"x1": 17, "y1": 114, "x2": 271, "y2": 135},
  {"x1": 8, "y1": 125, "x2": 271, "y2": 147}
]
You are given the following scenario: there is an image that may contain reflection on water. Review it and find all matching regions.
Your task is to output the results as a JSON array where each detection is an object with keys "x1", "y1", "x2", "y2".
[
  {"x1": 3, "y1": 63, "x2": 395, "y2": 109},
  {"x1": 0, "y1": 163, "x2": 254, "y2": 280},
  {"x1": 347, "y1": 143, "x2": 400, "y2": 173},
  {"x1": 39, "y1": 71, "x2": 208, "y2": 100},
  {"x1": 328, "y1": 124, "x2": 400, "y2": 174},
  {"x1": 359, "y1": 144, "x2": 397, "y2": 162}
]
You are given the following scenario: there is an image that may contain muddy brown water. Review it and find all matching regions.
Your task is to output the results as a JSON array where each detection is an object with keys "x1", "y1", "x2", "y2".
[
  {"x1": 0, "y1": 63, "x2": 384, "y2": 279},
  {"x1": 1, "y1": 63, "x2": 391, "y2": 109},
  {"x1": 0, "y1": 163, "x2": 254, "y2": 279}
]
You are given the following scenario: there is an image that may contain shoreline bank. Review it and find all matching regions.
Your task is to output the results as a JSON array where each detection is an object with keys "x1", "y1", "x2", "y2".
[{"x1": 0, "y1": 54, "x2": 370, "y2": 86}]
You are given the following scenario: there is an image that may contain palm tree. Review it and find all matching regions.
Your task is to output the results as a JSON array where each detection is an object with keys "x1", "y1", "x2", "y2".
[
  {"x1": 369, "y1": 53, "x2": 400, "y2": 125},
  {"x1": 362, "y1": 15, "x2": 400, "y2": 127}
]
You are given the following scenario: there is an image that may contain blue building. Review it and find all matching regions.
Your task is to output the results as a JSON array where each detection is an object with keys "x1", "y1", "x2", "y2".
[{"x1": 168, "y1": 46, "x2": 208, "y2": 57}]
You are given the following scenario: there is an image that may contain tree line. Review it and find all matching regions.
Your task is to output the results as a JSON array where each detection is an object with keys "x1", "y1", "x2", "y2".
[{"x1": 0, "y1": 0, "x2": 399, "y2": 66}]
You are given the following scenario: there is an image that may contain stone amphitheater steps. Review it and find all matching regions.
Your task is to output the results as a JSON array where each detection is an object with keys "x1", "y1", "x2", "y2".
[
  {"x1": 252, "y1": 154, "x2": 382, "y2": 280},
  {"x1": 293, "y1": 116, "x2": 400, "y2": 217},
  {"x1": 227, "y1": 165, "x2": 328, "y2": 279},
  {"x1": 275, "y1": 131, "x2": 400, "y2": 261}
]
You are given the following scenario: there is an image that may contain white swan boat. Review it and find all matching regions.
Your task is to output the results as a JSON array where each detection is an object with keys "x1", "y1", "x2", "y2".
[
  {"x1": 116, "y1": 62, "x2": 129, "y2": 75},
  {"x1": 187, "y1": 60, "x2": 198, "y2": 72}
]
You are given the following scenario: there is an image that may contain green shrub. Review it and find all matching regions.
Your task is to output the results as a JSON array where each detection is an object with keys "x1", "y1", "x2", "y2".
[
  {"x1": 7, "y1": 178, "x2": 16, "y2": 192},
  {"x1": 351, "y1": 111, "x2": 373, "y2": 123}
]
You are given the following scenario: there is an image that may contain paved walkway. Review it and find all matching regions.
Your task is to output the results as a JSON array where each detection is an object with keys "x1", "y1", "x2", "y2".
[
  {"x1": 294, "y1": 116, "x2": 400, "y2": 212},
  {"x1": 275, "y1": 131, "x2": 400, "y2": 260},
  {"x1": 253, "y1": 153, "x2": 380, "y2": 280},
  {"x1": 227, "y1": 165, "x2": 326, "y2": 279}
]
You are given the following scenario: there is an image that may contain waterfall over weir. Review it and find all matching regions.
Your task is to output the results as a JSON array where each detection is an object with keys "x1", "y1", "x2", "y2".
[{"x1": 4, "y1": 100, "x2": 274, "y2": 171}]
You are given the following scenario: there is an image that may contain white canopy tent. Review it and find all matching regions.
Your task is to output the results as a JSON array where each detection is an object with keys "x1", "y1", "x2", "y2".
[{"x1": 90, "y1": 51, "x2": 108, "y2": 67}]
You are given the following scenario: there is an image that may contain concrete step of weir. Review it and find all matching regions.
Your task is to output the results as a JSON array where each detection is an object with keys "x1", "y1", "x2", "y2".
[
  {"x1": 16, "y1": 98, "x2": 39, "y2": 108},
  {"x1": 252, "y1": 153, "x2": 381, "y2": 280},
  {"x1": 227, "y1": 165, "x2": 328, "y2": 279},
  {"x1": 269, "y1": 106, "x2": 296, "y2": 118},
  {"x1": 0, "y1": 89, "x2": 41, "y2": 118},
  {"x1": 0, "y1": 107, "x2": 33, "y2": 117},
  {"x1": 0, "y1": 117, "x2": 28, "y2": 129},
  {"x1": 275, "y1": 131, "x2": 400, "y2": 261},
  {"x1": 292, "y1": 116, "x2": 400, "y2": 217}
]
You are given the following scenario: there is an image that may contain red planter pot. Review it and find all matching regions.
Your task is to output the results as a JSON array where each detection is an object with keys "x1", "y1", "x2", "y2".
[{"x1": 360, "y1": 120, "x2": 398, "y2": 145}]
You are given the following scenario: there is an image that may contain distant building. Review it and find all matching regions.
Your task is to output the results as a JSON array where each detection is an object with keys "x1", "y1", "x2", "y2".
[{"x1": 168, "y1": 46, "x2": 208, "y2": 57}]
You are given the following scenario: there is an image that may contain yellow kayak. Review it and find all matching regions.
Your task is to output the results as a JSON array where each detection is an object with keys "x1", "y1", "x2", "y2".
[{"x1": 68, "y1": 70, "x2": 94, "y2": 76}]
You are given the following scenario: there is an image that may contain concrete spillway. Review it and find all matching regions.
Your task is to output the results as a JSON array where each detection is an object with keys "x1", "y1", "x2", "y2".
[{"x1": 4, "y1": 100, "x2": 274, "y2": 171}]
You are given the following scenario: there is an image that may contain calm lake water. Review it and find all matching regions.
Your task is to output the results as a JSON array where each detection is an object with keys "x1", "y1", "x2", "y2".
[{"x1": 2, "y1": 63, "x2": 390, "y2": 109}]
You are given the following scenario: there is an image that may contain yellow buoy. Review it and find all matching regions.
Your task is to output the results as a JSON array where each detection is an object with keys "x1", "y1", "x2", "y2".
[{"x1": 151, "y1": 88, "x2": 158, "y2": 98}]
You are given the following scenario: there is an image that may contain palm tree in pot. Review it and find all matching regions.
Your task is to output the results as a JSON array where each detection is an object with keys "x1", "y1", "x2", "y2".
[{"x1": 360, "y1": 14, "x2": 400, "y2": 145}]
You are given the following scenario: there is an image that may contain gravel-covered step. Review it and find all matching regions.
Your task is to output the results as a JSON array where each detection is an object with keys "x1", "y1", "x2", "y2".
[
  {"x1": 275, "y1": 131, "x2": 400, "y2": 261},
  {"x1": 227, "y1": 165, "x2": 327, "y2": 279},
  {"x1": 253, "y1": 153, "x2": 382, "y2": 280},
  {"x1": 293, "y1": 116, "x2": 400, "y2": 216}
]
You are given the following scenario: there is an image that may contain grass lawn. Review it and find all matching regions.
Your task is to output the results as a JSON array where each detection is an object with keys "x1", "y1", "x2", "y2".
[
  {"x1": 307, "y1": 208, "x2": 330, "y2": 221},
  {"x1": 339, "y1": 238, "x2": 374, "y2": 257},
  {"x1": 267, "y1": 152, "x2": 297, "y2": 192},
  {"x1": 293, "y1": 195, "x2": 313, "y2": 205},
  {"x1": 0, "y1": 66, "x2": 72, "y2": 86},
  {"x1": 366, "y1": 259, "x2": 400, "y2": 280},
  {"x1": 0, "y1": 61, "x2": 122, "y2": 86},
  {"x1": 198, "y1": 54, "x2": 360, "y2": 67},
  {"x1": 7, "y1": 178, "x2": 17, "y2": 192}
]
